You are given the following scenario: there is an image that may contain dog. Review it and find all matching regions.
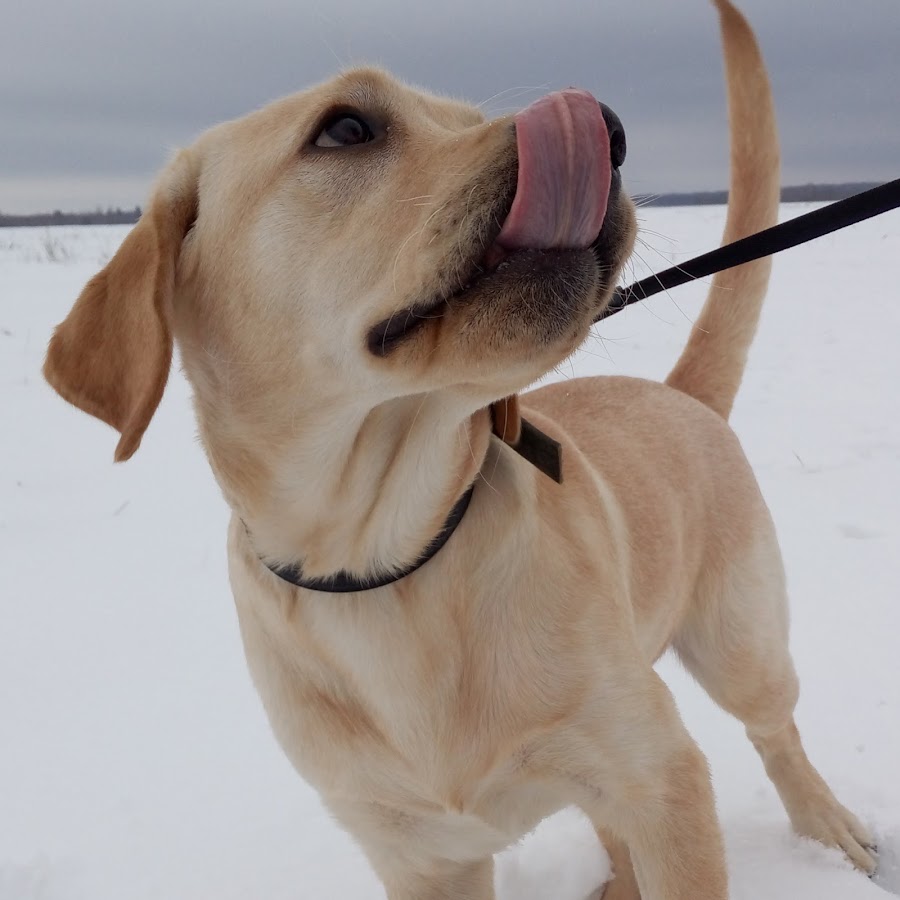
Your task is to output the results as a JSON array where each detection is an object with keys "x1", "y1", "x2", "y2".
[{"x1": 43, "y1": 1, "x2": 876, "y2": 897}]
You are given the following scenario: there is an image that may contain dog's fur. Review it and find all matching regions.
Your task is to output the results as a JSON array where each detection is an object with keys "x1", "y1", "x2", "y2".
[{"x1": 43, "y1": 1, "x2": 875, "y2": 897}]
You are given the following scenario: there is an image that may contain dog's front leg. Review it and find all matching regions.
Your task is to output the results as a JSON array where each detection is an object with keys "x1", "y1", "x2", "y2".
[
  {"x1": 329, "y1": 799, "x2": 496, "y2": 899},
  {"x1": 562, "y1": 669, "x2": 728, "y2": 900},
  {"x1": 375, "y1": 858, "x2": 495, "y2": 900}
]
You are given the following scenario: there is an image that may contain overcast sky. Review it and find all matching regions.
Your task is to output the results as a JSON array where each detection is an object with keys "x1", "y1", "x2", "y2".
[{"x1": 1, "y1": 0, "x2": 898, "y2": 213}]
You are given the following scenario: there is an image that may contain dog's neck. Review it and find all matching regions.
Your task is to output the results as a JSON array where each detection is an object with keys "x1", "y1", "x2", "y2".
[{"x1": 201, "y1": 390, "x2": 492, "y2": 581}]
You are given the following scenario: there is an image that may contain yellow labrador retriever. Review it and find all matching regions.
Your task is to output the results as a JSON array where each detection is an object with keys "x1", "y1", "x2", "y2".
[{"x1": 43, "y1": 1, "x2": 875, "y2": 897}]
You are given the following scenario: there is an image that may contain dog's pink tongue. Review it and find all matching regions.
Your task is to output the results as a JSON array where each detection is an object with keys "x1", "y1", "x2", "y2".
[{"x1": 496, "y1": 89, "x2": 611, "y2": 251}]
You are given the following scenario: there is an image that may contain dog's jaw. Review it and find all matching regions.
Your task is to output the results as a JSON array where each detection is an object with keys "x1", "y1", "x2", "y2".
[{"x1": 364, "y1": 89, "x2": 633, "y2": 370}]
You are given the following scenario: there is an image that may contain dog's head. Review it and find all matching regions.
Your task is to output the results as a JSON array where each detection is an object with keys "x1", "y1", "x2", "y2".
[{"x1": 44, "y1": 67, "x2": 635, "y2": 473}]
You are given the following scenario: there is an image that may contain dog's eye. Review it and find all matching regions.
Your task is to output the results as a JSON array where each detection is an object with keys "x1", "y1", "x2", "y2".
[{"x1": 314, "y1": 113, "x2": 375, "y2": 148}]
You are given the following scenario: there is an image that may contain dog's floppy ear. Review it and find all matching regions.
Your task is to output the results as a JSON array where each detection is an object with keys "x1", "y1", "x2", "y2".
[{"x1": 43, "y1": 151, "x2": 199, "y2": 462}]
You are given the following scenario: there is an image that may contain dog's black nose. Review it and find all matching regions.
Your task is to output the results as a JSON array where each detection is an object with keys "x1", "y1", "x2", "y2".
[{"x1": 599, "y1": 103, "x2": 626, "y2": 169}]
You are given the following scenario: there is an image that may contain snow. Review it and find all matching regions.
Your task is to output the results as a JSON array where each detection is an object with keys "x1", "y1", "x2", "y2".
[{"x1": 2, "y1": 204, "x2": 898, "y2": 899}]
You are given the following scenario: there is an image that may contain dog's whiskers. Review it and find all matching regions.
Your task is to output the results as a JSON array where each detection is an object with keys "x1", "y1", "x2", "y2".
[
  {"x1": 476, "y1": 83, "x2": 550, "y2": 111},
  {"x1": 632, "y1": 193, "x2": 662, "y2": 210},
  {"x1": 633, "y1": 232, "x2": 731, "y2": 300},
  {"x1": 400, "y1": 393, "x2": 432, "y2": 462},
  {"x1": 635, "y1": 231, "x2": 735, "y2": 316},
  {"x1": 454, "y1": 184, "x2": 481, "y2": 291},
  {"x1": 634, "y1": 225, "x2": 677, "y2": 245},
  {"x1": 580, "y1": 334, "x2": 615, "y2": 365},
  {"x1": 391, "y1": 200, "x2": 451, "y2": 302},
  {"x1": 462, "y1": 418, "x2": 499, "y2": 496},
  {"x1": 628, "y1": 242, "x2": 699, "y2": 327}
]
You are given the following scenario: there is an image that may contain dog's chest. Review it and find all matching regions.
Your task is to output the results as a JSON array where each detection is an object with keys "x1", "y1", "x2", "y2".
[{"x1": 233, "y1": 560, "x2": 577, "y2": 855}]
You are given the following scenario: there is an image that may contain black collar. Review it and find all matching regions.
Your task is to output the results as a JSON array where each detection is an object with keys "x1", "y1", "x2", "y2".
[
  {"x1": 255, "y1": 413, "x2": 562, "y2": 594},
  {"x1": 262, "y1": 483, "x2": 475, "y2": 593}
]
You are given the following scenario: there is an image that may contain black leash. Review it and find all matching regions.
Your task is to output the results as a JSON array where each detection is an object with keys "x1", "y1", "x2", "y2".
[{"x1": 597, "y1": 178, "x2": 900, "y2": 323}]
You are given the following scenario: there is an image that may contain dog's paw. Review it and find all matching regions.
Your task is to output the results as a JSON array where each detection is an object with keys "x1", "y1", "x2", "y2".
[
  {"x1": 594, "y1": 862, "x2": 642, "y2": 900},
  {"x1": 596, "y1": 879, "x2": 641, "y2": 900},
  {"x1": 792, "y1": 798, "x2": 877, "y2": 875},
  {"x1": 871, "y1": 826, "x2": 900, "y2": 892}
]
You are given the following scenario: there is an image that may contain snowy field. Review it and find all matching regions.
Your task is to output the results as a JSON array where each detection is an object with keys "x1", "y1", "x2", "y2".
[{"x1": 2, "y1": 204, "x2": 899, "y2": 899}]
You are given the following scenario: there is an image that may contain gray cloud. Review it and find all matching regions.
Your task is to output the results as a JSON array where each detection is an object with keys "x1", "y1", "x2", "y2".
[{"x1": 1, "y1": 0, "x2": 897, "y2": 212}]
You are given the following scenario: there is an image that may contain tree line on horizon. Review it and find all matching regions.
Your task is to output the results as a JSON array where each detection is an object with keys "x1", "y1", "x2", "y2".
[
  {"x1": 0, "y1": 206, "x2": 142, "y2": 228},
  {"x1": 0, "y1": 184, "x2": 882, "y2": 227},
  {"x1": 636, "y1": 182, "x2": 881, "y2": 208}
]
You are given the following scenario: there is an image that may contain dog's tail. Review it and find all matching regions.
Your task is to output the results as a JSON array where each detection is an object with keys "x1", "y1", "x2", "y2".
[{"x1": 665, "y1": 0, "x2": 780, "y2": 419}]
